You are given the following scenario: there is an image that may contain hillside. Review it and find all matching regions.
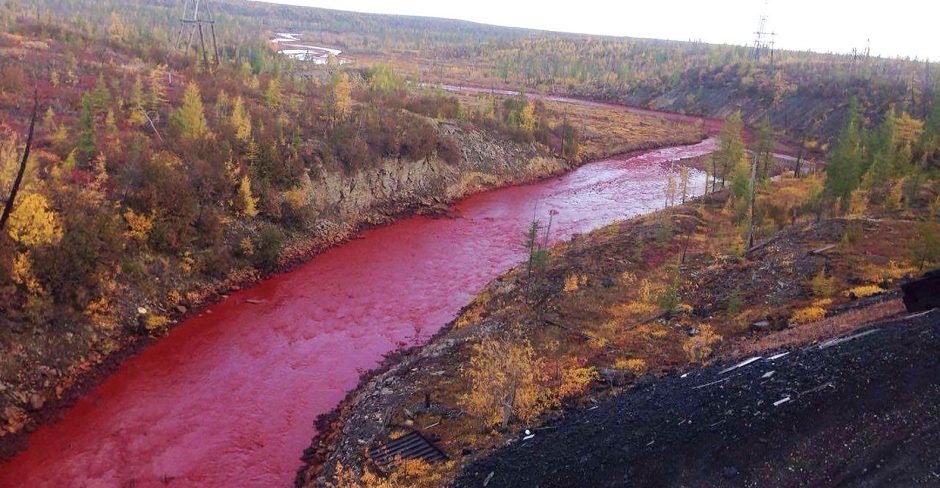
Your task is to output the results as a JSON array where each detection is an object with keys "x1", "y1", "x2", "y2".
[
  {"x1": 18, "y1": 1, "x2": 938, "y2": 146},
  {"x1": 297, "y1": 150, "x2": 940, "y2": 486},
  {"x1": 0, "y1": 8, "x2": 707, "y2": 454},
  {"x1": 457, "y1": 311, "x2": 940, "y2": 487}
]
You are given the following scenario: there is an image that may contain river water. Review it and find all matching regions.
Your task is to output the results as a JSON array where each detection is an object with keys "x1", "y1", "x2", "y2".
[{"x1": 0, "y1": 139, "x2": 716, "y2": 487}]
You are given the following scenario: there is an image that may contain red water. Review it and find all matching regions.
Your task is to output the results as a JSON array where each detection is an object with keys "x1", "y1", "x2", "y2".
[{"x1": 0, "y1": 139, "x2": 716, "y2": 488}]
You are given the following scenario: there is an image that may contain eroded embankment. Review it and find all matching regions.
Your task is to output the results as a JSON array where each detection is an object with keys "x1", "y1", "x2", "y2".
[{"x1": 0, "y1": 122, "x2": 570, "y2": 458}]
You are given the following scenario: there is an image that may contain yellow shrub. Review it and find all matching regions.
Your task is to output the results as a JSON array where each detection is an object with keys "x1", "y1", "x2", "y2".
[
  {"x1": 810, "y1": 270, "x2": 837, "y2": 298},
  {"x1": 84, "y1": 297, "x2": 117, "y2": 329},
  {"x1": 845, "y1": 285, "x2": 885, "y2": 299},
  {"x1": 647, "y1": 328, "x2": 668, "y2": 339},
  {"x1": 588, "y1": 335, "x2": 609, "y2": 350},
  {"x1": 860, "y1": 260, "x2": 915, "y2": 283},
  {"x1": 145, "y1": 314, "x2": 170, "y2": 330},
  {"x1": 282, "y1": 187, "x2": 307, "y2": 211},
  {"x1": 847, "y1": 188, "x2": 869, "y2": 217},
  {"x1": 331, "y1": 459, "x2": 453, "y2": 488},
  {"x1": 7, "y1": 193, "x2": 63, "y2": 248},
  {"x1": 239, "y1": 237, "x2": 255, "y2": 257},
  {"x1": 179, "y1": 250, "x2": 195, "y2": 275},
  {"x1": 461, "y1": 336, "x2": 546, "y2": 427},
  {"x1": 812, "y1": 298, "x2": 833, "y2": 307},
  {"x1": 638, "y1": 279, "x2": 654, "y2": 302},
  {"x1": 556, "y1": 367, "x2": 598, "y2": 399},
  {"x1": 790, "y1": 306, "x2": 826, "y2": 325},
  {"x1": 619, "y1": 271, "x2": 637, "y2": 285},
  {"x1": 563, "y1": 273, "x2": 588, "y2": 292},
  {"x1": 683, "y1": 325, "x2": 722, "y2": 363},
  {"x1": 614, "y1": 358, "x2": 648, "y2": 375},
  {"x1": 387, "y1": 428, "x2": 408, "y2": 441},
  {"x1": 2, "y1": 406, "x2": 28, "y2": 434},
  {"x1": 123, "y1": 209, "x2": 153, "y2": 242},
  {"x1": 609, "y1": 301, "x2": 659, "y2": 321}
]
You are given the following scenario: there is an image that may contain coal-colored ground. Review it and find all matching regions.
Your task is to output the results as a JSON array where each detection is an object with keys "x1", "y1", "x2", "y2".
[{"x1": 455, "y1": 310, "x2": 940, "y2": 488}]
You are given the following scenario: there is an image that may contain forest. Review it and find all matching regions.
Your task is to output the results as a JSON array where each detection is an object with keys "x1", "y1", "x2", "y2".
[{"x1": 14, "y1": 0, "x2": 937, "y2": 145}]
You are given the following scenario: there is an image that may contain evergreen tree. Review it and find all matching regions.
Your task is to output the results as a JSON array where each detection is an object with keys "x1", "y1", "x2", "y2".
[
  {"x1": 679, "y1": 166, "x2": 690, "y2": 204},
  {"x1": 172, "y1": 82, "x2": 209, "y2": 141},
  {"x1": 716, "y1": 111, "x2": 745, "y2": 187},
  {"x1": 754, "y1": 118, "x2": 775, "y2": 181},
  {"x1": 825, "y1": 102, "x2": 864, "y2": 211},
  {"x1": 263, "y1": 78, "x2": 281, "y2": 109},
  {"x1": 230, "y1": 96, "x2": 252, "y2": 143},
  {"x1": 127, "y1": 75, "x2": 148, "y2": 126},
  {"x1": 41, "y1": 107, "x2": 56, "y2": 133},
  {"x1": 235, "y1": 175, "x2": 258, "y2": 217},
  {"x1": 105, "y1": 109, "x2": 117, "y2": 134},
  {"x1": 76, "y1": 93, "x2": 97, "y2": 159},
  {"x1": 730, "y1": 154, "x2": 752, "y2": 201},
  {"x1": 367, "y1": 64, "x2": 404, "y2": 94},
  {"x1": 327, "y1": 72, "x2": 352, "y2": 126},
  {"x1": 865, "y1": 108, "x2": 898, "y2": 185},
  {"x1": 522, "y1": 218, "x2": 547, "y2": 282},
  {"x1": 107, "y1": 11, "x2": 126, "y2": 41},
  {"x1": 89, "y1": 75, "x2": 111, "y2": 113},
  {"x1": 922, "y1": 102, "x2": 940, "y2": 152},
  {"x1": 148, "y1": 65, "x2": 168, "y2": 118}
]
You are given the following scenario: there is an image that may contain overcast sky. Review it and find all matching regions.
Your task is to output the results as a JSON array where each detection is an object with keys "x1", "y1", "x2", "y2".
[{"x1": 257, "y1": 0, "x2": 938, "y2": 60}]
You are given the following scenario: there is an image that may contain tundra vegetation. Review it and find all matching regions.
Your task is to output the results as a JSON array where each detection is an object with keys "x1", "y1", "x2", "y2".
[
  {"x1": 308, "y1": 95, "x2": 940, "y2": 487},
  {"x1": 0, "y1": 0, "x2": 712, "y2": 444},
  {"x1": 0, "y1": 0, "x2": 938, "y2": 485}
]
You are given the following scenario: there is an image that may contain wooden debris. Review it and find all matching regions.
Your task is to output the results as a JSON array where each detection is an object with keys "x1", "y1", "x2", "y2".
[{"x1": 810, "y1": 244, "x2": 837, "y2": 255}]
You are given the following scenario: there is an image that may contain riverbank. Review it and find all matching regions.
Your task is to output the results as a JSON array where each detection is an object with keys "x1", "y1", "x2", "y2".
[
  {"x1": 0, "y1": 125, "x2": 712, "y2": 487},
  {"x1": 297, "y1": 171, "x2": 936, "y2": 487},
  {"x1": 0, "y1": 127, "x2": 569, "y2": 461},
  {"x1": 0, "y1": 59, "x2": 712, "y2": 466}
]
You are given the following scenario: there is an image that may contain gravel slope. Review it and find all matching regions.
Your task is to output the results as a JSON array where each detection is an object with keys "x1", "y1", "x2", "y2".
[{"x1": 456, "y1": 310, "x2": 940, "y2": 488}]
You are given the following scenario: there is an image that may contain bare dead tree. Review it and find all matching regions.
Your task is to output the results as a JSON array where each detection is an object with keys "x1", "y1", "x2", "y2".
[
  {"x1": 745, "y1": 152, "x2": 758, "y2": 249},
  {"x1": 0, "y1": 93, "x2": 39, "y2": 232},
  {"x1": 140, "y1": 108, "x2": 165, "y2": 144}
]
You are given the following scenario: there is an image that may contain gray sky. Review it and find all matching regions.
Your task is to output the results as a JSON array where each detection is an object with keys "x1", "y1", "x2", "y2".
[{"x1": 256, "y1": 0, "x2": 939, "y2": 60}]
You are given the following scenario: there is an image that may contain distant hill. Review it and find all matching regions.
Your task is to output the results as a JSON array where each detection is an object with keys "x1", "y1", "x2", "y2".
[{"x1": 25, "y1": 0, "x2": 935, "y2": 145}]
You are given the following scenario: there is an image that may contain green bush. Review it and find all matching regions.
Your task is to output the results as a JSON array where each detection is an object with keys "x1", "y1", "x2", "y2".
[
  {"x1": 253, "y1": 224, "x2": 285, "y2": 271},
  {"x1": 727, "y1": 288, "x2": 743, "y2": 314}
]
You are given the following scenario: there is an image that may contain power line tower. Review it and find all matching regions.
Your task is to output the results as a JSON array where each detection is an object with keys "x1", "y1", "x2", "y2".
[
  {"x1": 753, "y1": 0, "x2": 776, "y2": 63},
  {"x1": 176, "y1": 0, "x2": 220, "y2": 67}
]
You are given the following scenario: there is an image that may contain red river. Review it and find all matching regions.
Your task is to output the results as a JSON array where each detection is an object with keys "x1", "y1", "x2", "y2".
[{"x1": 1, "y1": 138, "x2": 717, "y2": 487}]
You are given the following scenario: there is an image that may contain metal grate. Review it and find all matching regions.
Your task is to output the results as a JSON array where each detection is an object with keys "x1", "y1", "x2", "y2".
[{"x1": 369, "y1": 430, "x2": 448, "y2": 473}]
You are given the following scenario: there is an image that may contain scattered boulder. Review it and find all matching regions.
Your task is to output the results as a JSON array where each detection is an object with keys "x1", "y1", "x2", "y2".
[
  {"x1": 598, "y1": 368, "x2": 636, "y2": 387},
  {"x1": 28, "y1": 393, "x2": 44, "y2": 411},
  {"x1": 901, "y1": 269, "x2": 940, "y2": 312},
  {"x1": 750, "y1": 320, "x2": 771, "y2": 332}
]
